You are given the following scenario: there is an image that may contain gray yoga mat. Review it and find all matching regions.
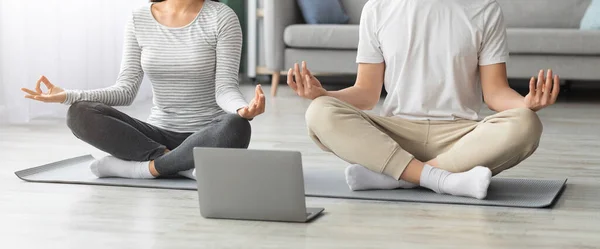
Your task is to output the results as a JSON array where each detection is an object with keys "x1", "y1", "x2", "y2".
[{"x1": 16, "y1": 155, "x2": 566, "y2": 208}]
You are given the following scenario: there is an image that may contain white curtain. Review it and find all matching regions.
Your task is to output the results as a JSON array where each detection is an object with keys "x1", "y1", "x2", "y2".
[{"x1": 0, "y1": 0, "x2": 153, "y2": 124}]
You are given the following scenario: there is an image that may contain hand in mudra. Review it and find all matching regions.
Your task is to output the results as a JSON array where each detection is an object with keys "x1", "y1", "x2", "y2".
[
  {"x1": 238, "y1": 85, "x2": 266, "y2": 120},
  {"x1": 524, "y1": 69, "x2": 560, "y2": 112},
  {"x1": 21, "y1": 75, "x2": 66, "y2": 103},
  {"x1": 287, "y1": 61, "x2": 327, "y2": 100}
]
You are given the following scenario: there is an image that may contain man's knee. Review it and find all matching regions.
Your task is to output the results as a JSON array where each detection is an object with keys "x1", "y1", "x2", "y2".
[
  {"x1": 508, "y1": 108, "x2": 543, "y2": 152},
  {"x1": 305, "y1": 96, "x2": 347, "y2": 133}
]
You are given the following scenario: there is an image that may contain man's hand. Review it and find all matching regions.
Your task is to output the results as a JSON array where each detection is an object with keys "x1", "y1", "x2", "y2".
[
  {"x1": 238, "y1": 85, "x2": 266, "y2": 120},
  {"x1": 524, "y1": 69, "x2": 560, "y2": 112},
  {"x1": 21, "y1": 75, "x2": 66, "y2": 103},
  {"x1": 287, "y1": 61, "x2": 327, "y2": 100}
]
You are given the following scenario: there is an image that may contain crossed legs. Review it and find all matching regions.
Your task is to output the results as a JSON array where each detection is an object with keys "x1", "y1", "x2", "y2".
[
  {"x1": 65, "y1": 97, "x2": 542, "y2": 197},
  {"x1": 305, "y1": 96, "x2": 543, "y2": 199},
  {"x1": 66, "y1": 101, "x2": 251, "y2": 179}
]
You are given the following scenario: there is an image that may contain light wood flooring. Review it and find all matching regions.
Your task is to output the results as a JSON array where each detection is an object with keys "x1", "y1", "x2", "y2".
[{"x1": 1, "y1": 83, "x2": 599, "y2": 249}]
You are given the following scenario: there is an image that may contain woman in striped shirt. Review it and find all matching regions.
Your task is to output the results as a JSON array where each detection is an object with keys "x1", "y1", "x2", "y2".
[{"x1": 21, "y1": 0, "x2": 264, "y2": 180}]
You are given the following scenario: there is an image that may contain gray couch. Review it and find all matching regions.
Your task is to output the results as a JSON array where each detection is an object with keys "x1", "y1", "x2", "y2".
[{"x1": 264, "y1": 0, "x2": 600, "y2": 95}]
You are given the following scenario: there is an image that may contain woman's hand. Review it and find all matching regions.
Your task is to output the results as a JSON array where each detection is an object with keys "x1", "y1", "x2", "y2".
[
  {"x1": 238, "y1": 85, "x2": 265, "y2": 120},
  {"x1": 287, "y1": 61, "x2": 327, "y2": 100},
  {"x1": 524, "y1": 69, "x2": 560, "y2": 112},
  {"x1": 21, "y1": 75, "x2": 66, "y2": 103}
]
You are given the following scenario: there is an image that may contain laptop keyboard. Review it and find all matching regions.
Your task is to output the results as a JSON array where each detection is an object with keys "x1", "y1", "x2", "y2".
[{"x1": 306, "y1": 212, "x2": 312, "y2": 217}]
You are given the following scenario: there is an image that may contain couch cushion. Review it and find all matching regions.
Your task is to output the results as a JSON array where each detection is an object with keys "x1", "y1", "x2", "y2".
[
  {"x1": 497, "y1": 0, "x2": 591, "y2": 28},
  {"x1": 284, "y1": 26, "x2": 600, "y2": 55},
  {"x1": 507, "y1": 28, "x2": 600, "y2": 55},
  {"x1": 284, "y1": 24, "x2": 359, "y2": 49}
]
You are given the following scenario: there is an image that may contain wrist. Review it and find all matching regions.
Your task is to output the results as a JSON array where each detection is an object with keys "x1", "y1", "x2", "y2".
[
  {"x1": 58, "y1": 91, "x2": 69, "y2": 104},
  {"x1": 236, "y1": 108, "x2": 254, "y2": 121}
]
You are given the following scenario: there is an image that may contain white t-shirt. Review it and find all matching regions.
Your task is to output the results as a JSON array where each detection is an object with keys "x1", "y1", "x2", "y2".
[{"x1": 357, "y1": 0, "x2": 509, "y2": 121}]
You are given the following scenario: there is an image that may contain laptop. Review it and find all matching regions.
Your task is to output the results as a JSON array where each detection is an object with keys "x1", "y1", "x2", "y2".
[{"x1": 193, "y1": 148, "x2": 324, "y2": 223}]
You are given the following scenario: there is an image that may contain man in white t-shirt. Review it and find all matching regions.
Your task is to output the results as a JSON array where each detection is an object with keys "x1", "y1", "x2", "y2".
[{"x1": 287, "y1": 0, "x2": 560, "y2": 199}]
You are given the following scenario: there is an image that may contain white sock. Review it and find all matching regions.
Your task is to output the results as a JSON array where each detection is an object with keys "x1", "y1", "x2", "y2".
[
  {"x1": 345, "y1": 164, "x2": 418, "y2": 191},
  {"x1": 90, "y1": 156, "x2": 155, "y2": 179},
  {"x1": 178, "y1": 169, "x2": 196, "y2": 180},
  {"x1": 419, "y1": 164, "x2": 492, "y2": 199}
]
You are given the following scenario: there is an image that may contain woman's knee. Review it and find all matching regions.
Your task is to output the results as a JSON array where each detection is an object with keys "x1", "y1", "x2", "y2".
[
  {"x1": 66, "y1": 102, "x2": 105, "y2": 135},
  {"x1": 216, "y1": 114, "x2": 251, "y2": 147}
]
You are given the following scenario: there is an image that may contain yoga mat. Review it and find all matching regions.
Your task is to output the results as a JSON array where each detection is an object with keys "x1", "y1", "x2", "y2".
[
  {"x1": 304, "y1": 168, "x2": 566, "y2": 208},
  {"x1": 16, "y1": 155, "x2": 566, "y2": 208},
  {"x1": 15, "y1": 155, "x2": 197, "y2": 190}
]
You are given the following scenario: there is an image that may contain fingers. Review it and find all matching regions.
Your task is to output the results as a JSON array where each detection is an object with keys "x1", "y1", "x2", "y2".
[
  {"x1": 294, "y1": 63, "x2": 304, "y2": 96},
  {"x1": 257, "y1": 84, "x2": 265, "y2": 96},
  {"x1": 254, "y1": 84, "x2": 260, "y2": 100},
  {"x1": 302, "y1": 63, "x2": 322, "y2": 88},
  {"x1": 253, "y1": 93, "x2": 259, "y2": 107},
  {"x1": 536, "y1": 70, "x2": 544, "y2": 103},
  {"x1": 528, "y1": 77, "x2": 536, "y2": 98},
  {"x1": 239, "y1": 85, "x2": 266, "y2": 119},
  {"x1": 258, "y1": 92, "x2": 266, "y2": 114},
  {"x1": 287, "y1": 68, "x2": 297, "y2": 91},
  {"x1": 35, "y1": 75, "x2": 55, "y2": 94},
  {"x1": 304, "y1": 64, "x2": 318, "y2": 82},
  {"x1": 305, "y1": 74, "x2": 312, "y2": 96},
  {"x1": 35, "y1": 76, "x2": 45, "y2": 94},
  {"x1": 289, "y1": 61, "x2": 320, "y2": 98},
  {"x1": 242, "y1": 105, "x2": 256, "y2": 118},
  {"x1": 550, "y1": 74, "x2": 560, "y2": 104},
  {"x1": 21, "y1": 88, "x2": 40, "y2": 96},
  {"x1": 542, "y1": 69, "x2": 553, "y2": 105},
  {"x1": 250, "y1": 91, "x2": 265, "y2": 115},
  {"x1": 301, "y1": 61, "x2": 316, "y2": 80},
  {"x1": 256, "y1": 84, "x2": 265, "y2": 114},
  {"x1": 24, "y1": 95, "x2": 39, "y2": 101},
  {"x1": 23, "y1": 87, "x2": 46, "y2": 102},
  {"x1": 41, "y1": 76, "x2": 55, "y2": 89},
  {"x1": 302, "y1": 61, "x2": 308, "y2": 79},
  {"x1": 304, "y1": 65, "x2": 313, "y2": 78},
  {"x1": 243, "y1": 100, "x2": 264, "y2": 119},
  {"x1": 31, "y1": 95, "x2": 54, "y2": 103},
  {"x1": 247, "y1": 103, "x2": 256, "y2": 114},
  {"x1": 302, "y1": 61, "x2": 311, "y2": 96},
  {"x1": 256, "y1": 85, "x2": 266, "y2": 113},
  {"x1": 530, "y1": 69, "x2": 560, "y2": 110},
  {"x1": 545, "y1": 69, "x2": 552, "y2": 88}
]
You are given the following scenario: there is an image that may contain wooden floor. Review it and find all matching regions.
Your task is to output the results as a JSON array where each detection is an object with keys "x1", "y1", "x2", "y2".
[{"x1": 1, "y1": 84, "x2": 600, "y2": 249}]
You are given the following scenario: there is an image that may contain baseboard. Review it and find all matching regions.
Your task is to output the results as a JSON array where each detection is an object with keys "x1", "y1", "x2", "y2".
[{"x1": 255, "y1": 66, "x2": 355, "y2": 77}]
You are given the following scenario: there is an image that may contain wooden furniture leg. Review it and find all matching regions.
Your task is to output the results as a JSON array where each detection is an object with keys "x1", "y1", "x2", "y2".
[{"x1": 271, "y1": 71, "x2": 280, "y2": 96}]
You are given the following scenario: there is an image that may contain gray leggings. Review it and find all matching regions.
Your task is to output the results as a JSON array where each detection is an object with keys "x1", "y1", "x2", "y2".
[{"x1": 66, "y1": 101, "x2": 251, "y2": 175}]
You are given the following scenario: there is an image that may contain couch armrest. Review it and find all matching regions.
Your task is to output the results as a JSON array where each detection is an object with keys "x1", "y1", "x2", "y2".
[{"x1": 264, "y1": 0, "x2": 301, "y2": 72}]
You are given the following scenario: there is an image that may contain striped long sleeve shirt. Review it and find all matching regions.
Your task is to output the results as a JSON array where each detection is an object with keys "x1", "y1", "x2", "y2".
[{"x1": 63, "y1": 1, "x2": 248, "y2": 133}]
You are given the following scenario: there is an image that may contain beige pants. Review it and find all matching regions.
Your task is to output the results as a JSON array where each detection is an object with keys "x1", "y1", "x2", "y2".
[{"x1": 305, "y1": 96, "x2": 543, "y2": 179}]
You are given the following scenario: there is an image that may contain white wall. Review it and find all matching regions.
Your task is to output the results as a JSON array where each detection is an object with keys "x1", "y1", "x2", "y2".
[
  {"x1": 0, "y1": 0, "x2": 8, "y2": 124},
  {"x1": 0, "y1": 0, "x2": 152, "y2": 124}
]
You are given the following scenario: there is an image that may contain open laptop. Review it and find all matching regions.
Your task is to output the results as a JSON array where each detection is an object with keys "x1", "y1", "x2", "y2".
[{"x1": 193, "y1": 148, "x2": 324, "y2": 223}]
